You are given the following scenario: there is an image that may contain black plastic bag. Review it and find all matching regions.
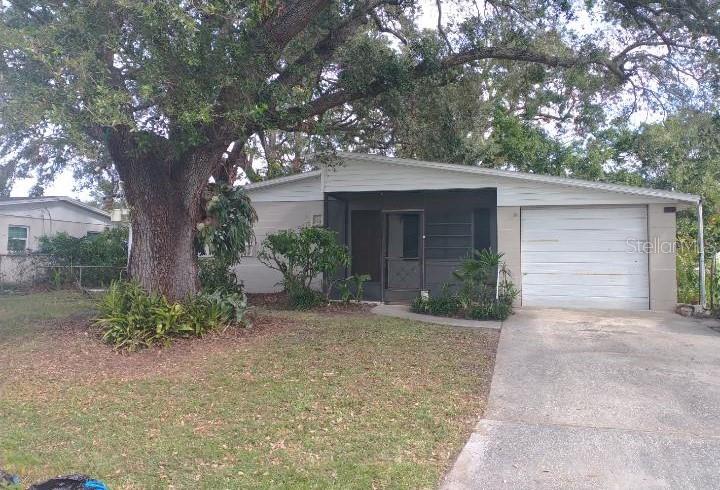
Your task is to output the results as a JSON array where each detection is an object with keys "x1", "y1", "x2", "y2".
[{"x1": 28, "y1": 474, "x2": 107, "y2": 490}]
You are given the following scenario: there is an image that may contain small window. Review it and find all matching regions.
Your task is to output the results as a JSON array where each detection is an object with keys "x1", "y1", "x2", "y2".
[
  {"x1": 86, "y1": 231, "x2": 101, "y2": 238},
  {"x1": 312, "y1": 214, "x2": 323, "y2": 227},
  {"x1": 402, "y1": 214, "x2": 420, "y2": 259},
  {"x1": 8, "y1": 226, "x2": 28, "y2": 253}
]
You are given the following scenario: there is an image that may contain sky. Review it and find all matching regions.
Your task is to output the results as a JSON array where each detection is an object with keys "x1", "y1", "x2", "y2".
[{"x1": 8, "y1": 0, "x2": 661, "y2": 199}]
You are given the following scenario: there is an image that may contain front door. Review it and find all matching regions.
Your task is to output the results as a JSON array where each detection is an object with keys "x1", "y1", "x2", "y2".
[{"x1": 383, "y1": 211, "x2": 423, "y2": 303}]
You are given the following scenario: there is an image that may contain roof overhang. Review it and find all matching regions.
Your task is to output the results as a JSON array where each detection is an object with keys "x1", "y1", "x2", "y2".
[
  {"x1": 0, "y1": 196, "x2": 111, "y2": 219},
  {"x1": 335, "y1": 153, "x2": 701, "y2": 205}
]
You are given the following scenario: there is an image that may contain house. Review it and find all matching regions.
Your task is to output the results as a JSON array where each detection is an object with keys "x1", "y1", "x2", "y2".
[
  {"x1": 0, "y1": 196, "x2": 111, "y2": 283},
  {"x1": 237, "y1": 153, "x2": 701, "y2": 311}
]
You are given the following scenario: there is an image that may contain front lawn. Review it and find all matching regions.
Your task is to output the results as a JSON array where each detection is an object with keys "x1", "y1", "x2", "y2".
[{"x1": 0, "y1": 291, "x2": 498, "y2": 489}]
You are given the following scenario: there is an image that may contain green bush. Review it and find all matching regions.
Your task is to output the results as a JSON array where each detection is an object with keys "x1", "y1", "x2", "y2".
[
  {"x1": 466, "y1": 298, "x2": 513, "y2": 321},
  {"x1": 410, "y1": 250, "x2": 517, "y2": 321},
  {"x1": 258, "y1": 227, "x2": 350, "y2": 309},
  {"x1": 38, "y1": 227, "x2": 128, "y2": 287},
  {"x1": 286, "y1": 282, "x2": 326, "y2": 310},
  {"x1": 411, "y1": 285, "x2": 462, "y2": 317},
  {"x1": 337, "y1": 274, "x2": 371, "y2": 303},
  {"x1": 96, "y1": 281, "x2": 246, "y2": 350},
  {"x1": 199, "y1": 256, "x2": 241, "y2": 294}
]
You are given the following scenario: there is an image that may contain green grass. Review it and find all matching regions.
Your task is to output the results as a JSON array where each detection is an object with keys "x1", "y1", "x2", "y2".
[
  {"x1": 0, "y1": 290, "x2": 96, "y2": 341},
  {"x1": 0, "y1": 291, "x2": 498, "y2": 489}
]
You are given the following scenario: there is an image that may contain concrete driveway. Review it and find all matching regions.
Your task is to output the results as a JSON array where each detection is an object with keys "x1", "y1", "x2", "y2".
[{"x1": 443, "y1": 308, "x2": 720, "y2": 489}]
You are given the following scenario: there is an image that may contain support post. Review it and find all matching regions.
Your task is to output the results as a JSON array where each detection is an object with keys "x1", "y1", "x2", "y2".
[{"x1": 698, "y1": 200, "x2": 706, "y2": 308}]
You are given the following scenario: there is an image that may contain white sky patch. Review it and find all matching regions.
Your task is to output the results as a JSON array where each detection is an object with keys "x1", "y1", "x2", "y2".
[{"x1": 11, "y1": 167, "x2": 89, "y2": 199}]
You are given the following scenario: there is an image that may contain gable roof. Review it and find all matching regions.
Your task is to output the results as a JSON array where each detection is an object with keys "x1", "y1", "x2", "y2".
[
  {"x1": 243, "y1": 153, "x2": 700, "y2": 205},
  {"x1": 243, "y1": 170, "x2": 321, "y2": 192},
  {"x1": 335, "y1": 153, "x2": 700, "y2": 204},
  {"x1": 0, "y1": 196, "x2": 111, "y2": 219}
]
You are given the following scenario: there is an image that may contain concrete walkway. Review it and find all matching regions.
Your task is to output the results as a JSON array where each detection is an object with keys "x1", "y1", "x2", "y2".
[
  {"x1": 443, "y1": 308, "x2": 720, "y2": 489},
  {"x1": 371, "y1": 304, "x2": 502, "y2": 330}
]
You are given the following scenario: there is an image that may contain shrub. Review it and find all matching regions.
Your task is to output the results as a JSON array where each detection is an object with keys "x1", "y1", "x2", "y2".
[
  {"x1": 337, "y1": 274, "x2": 371, "y2": 303},
  {"x1": 410, "y1": 285, "x2": 462, "y2": 317},
  {"x1": 410, "y1": 251, "x2": 517, "y2": 321},
  {"x1": 258, "y1": 227, "x2": 350, "y2": 309},
  {"x1": 195, "y1": 184, "x2": 256, "y2": 297},
  {"x1": 199, "y1": 256, "x2": 241, "y2": 294},
  {"x1": 286, "y1": 282, "x2": 326, "y2": 310},
  {"x1": 96, "y1": 281, "x2": 246, "y2": 350},
  {"x1": 466, "y1": 297, "x2": 513, "y2": 321},
  {"x1": 38, "y1": 227, "x2": 128, "y2": 287}
]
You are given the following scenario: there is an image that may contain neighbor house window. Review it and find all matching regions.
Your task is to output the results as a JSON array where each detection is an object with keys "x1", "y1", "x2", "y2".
[{"x1": 7, "y1": 226, "x2": 29, "y2": 253}]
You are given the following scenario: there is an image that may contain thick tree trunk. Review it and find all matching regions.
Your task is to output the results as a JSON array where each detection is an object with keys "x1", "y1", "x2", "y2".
[
  {"x1": 107, "y1": 129, "x2": 216, "y2": 301},
  {"x1": 126, "y1": 183, "x2": 201, "y2": 301}
]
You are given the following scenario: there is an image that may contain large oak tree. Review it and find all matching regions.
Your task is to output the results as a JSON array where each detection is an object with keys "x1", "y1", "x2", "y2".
[{"x1": 1, "y1": 0, "x2": 718, "y2": 300}]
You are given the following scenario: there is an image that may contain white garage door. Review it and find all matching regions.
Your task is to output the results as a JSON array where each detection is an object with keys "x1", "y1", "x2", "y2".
[{"x1": 521, "y1": 206, "x2": 649, "y2": 310}]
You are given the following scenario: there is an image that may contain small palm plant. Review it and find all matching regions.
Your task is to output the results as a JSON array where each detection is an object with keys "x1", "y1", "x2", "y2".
[{"x1": 453, "y1": 249, "x2": 503, "y2": 309}]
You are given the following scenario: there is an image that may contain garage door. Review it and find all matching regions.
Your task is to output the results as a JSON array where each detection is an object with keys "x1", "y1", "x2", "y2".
[{"x1": 521, "y1": 206, "x2": 649, "y2": 310}]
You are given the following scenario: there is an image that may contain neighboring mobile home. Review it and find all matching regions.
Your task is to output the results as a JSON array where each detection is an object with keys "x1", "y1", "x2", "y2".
[{"x1": 238, "y1": 153, "x2": 700, "y2": 311}]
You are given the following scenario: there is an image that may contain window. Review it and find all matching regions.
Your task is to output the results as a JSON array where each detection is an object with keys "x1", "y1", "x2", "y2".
[
  {"x1": 7, "y1": 226, "x2": 28, "y2": 253},
  {"x1": 401, "y1": 214, "x2": 420, "y2": 258},
  {"x1": 312, "y1": 214, "x2": 323, "y2": 227}
]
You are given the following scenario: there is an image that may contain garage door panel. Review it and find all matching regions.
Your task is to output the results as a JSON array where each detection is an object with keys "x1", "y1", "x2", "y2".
[
  {"x1": 522, "y1": 294, "x2": 650, "y2": 310},
  {"x1": 523, "y1": 262, "x2": 646, "y2": 275},
  {"x1": 521, "y1": 206, "x2": 647, "y2": 220},
  {"x1": 522, "y1": 250, "x2": 647, "y2": 265},
  {"x1": 521, "y1": 239, "x2": 642, "y2": 253},
  {"x1": 521, "y1": 215, "x2": 646, "y2": 231},
  {"x1": 525, "y1": 237, "x2": 641, "y2": 252},
  {"x1": 522, "y1": 283, "x2": 649, "y2": 297},
  {"x1": 521, "y1": 206, "x2": 649, "y2": 310},
  {"x1": 522, "y1": 273, "x2": 649, "y2": 287}
]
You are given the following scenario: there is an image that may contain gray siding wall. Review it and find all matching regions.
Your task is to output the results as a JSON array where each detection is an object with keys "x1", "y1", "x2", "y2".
[
  {"x1": 648, "y1": 204, "x2": 678, "y2": 310},
  {"x1": 0, "y1": 201, "x2": 109, "y2": 254},
  {"x1": 324, "y1": 157, "x2": 677, "y2": 206},
  {"x1": 246, "y1": 176, "x2": 322, "y2": 202},
  {"x1": 234, "y1": 200, "x2": 324, "y2": 293}
]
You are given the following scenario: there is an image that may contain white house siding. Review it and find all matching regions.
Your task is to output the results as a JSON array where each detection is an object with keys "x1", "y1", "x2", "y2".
[
  {"x1": 648, "y1": 204, "x2": 678, "y2": 310},
  {"x1": 323, "y1": 156, "x2": 678, "y2": 206},
  {"x1": 245, "y1": 174, "x2": 322, "y2": 202},
  {"x1": 236, "y1": 181, "x2": 323, "y2": 293},
  {"x1": 0, "y1": 201, "x2": 109, "y2": 255},
  {"x1": 0, "y1": 200, "x2": 110, "y2": 285}
]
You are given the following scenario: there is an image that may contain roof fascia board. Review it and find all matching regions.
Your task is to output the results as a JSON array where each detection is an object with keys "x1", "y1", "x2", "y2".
[
  {"x1": 0, "y1": 197, "x2": 110, "y2": 218},
  {"x1": 243, "y1": 170, "x2": 322, "y2": 191}
]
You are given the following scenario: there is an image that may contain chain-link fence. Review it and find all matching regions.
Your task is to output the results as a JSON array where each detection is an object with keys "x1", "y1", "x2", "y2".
[{"x1": 36, "y1": 264, "x2": 127, "y2": 290}]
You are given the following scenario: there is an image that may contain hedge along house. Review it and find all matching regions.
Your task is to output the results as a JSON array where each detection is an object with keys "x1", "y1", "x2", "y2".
[{"x1": 239, "y1": 153, "x2": 702, "y2": 311}]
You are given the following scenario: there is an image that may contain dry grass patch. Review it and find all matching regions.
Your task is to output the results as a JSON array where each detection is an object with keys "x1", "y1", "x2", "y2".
[{"x1": 0, "y1": 291, "x2": 498, "y2": 489}]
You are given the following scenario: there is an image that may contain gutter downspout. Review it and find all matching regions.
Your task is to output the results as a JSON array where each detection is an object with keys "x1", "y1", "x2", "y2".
[{"x1": 698, "y1": 200, "x2": 706, "y2": 309}]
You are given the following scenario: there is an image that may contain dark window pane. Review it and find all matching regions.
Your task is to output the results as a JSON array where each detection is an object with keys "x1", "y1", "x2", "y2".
[
  {"x1": 473, "y1": 209, "x2": 491, "y2": 251},
  {"x1": 402, "y1": 214, "x2": 419, "y2": 258}
]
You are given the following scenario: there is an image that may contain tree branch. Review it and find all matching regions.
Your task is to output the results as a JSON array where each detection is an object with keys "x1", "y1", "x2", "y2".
[
  {"x1": 261, "y1": 0, "x2": 334, "y2": 50},
  {"x1": 270, "y1": 45, "x2": 627, "y2": 130},
  {"x1": 273, "y1": 0, "x2": 398, "y2": 89}
]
